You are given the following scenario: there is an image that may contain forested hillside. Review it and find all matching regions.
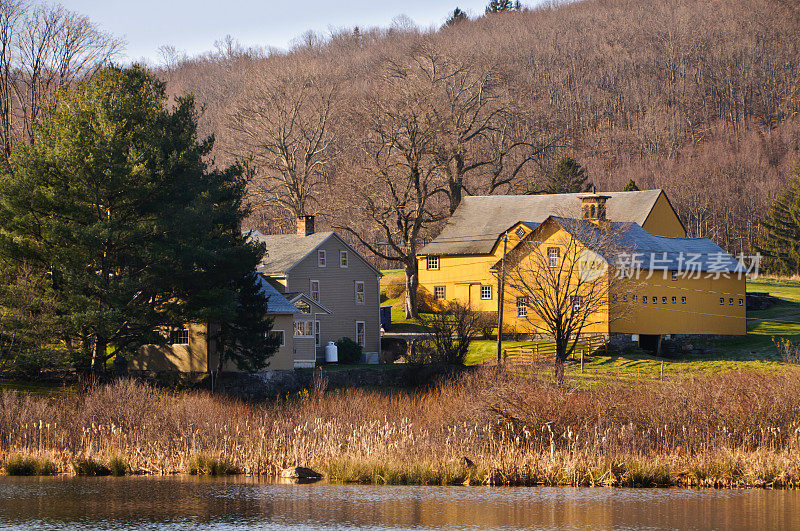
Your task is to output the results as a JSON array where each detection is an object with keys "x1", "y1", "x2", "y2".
[{"x1": 160, "y1": 0, "x2": 800, "y2": 266}]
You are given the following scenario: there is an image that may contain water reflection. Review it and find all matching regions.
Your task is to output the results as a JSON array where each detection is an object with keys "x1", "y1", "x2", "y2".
[{"x1": 0, "y1": 476, "x2": 797, "y2": 529}]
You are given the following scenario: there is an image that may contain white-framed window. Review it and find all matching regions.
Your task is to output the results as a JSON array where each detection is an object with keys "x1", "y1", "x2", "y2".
[
  {"x1": 294, "y1": 320, "x2": 313, "y2": 338},
  {"x1": 671, "y1": 271, "x2": 678, "y2": 281},
  {"x1": 547, "y1": 247, "x2": 559, "y2": 268},
  {"x1": 310, "y1": 280, "x2": 320, "y2": 302},
  {"x1": 480, "y1": 285, "x2": 492, "y2": 300},
  {"x1": 682, "y1": 296, "x2": 687, "y2": 304},
  {"x1": 720, "y1": 297, "x2": 725, "y2": 305},
  {"x1": 355, "y1": 321, "x2": 365, "y2": 347},
  {"x1": 169, "y1": 327, "x2": 189, "y2": 345},
  {"x1": 355, "y1": 281, "x2": 365, "y2": 304},
  {"x1": 434, "y1": 285, "x2": 445, "y2": 300},
  {"x1": 317, "y1": 249, "x2": 326, "y2": 268},
  {"x1": 267, "y1": 330, "x2": 285, "y2": 347},
  {"x1": 517, "y1": 296, "x2": 527, "y2": 317},
  {"x1": 340, "y1": 250, "x2": 348, "y2": 268},
  {"x1": 315, "y1": 321, "x2": 321, "y2": 347},
  {"x1": 571, "y1": 296, "x2": 582, "y2": 313},
  {"x1": 427, "y1": 256, "x2": 439, "y2": 270}
]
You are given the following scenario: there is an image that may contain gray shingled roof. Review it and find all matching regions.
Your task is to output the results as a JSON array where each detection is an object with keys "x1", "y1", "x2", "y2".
[
  {"x1": 249, "y1": 231, "x2": 334, "y2": 275},
  {"x1": 255, "y1": 275, "x2": 299, "y2": 314},
  {"x1": 420, "y1": 190, "x2": 665, "y2": 256},
  {"x1": 553, "y1": 217, "x2": 745, "y2": 273}
]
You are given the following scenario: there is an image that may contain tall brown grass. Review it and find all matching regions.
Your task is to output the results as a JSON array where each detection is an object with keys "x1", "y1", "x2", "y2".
[{"x1": 2, "y1": 369, "x2": 800, "y2": 487}]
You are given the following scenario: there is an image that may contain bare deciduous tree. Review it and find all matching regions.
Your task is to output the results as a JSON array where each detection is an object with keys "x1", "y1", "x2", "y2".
[
  {"x1": 227, "y1": 69, "x2": 338, "y2": 219},
  {"x1": 502, "y1": 217, "x2": 628, "y2": 383}
]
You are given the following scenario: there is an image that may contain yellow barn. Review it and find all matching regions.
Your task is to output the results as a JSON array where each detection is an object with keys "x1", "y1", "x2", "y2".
[{"x1": 417, "y1": 190, "x2": 746, "y2": 350}]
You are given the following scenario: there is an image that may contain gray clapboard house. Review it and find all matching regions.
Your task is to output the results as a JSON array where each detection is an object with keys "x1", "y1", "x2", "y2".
[{"x1": 249, "y1": 216, "x2": 381, "y2": 362}]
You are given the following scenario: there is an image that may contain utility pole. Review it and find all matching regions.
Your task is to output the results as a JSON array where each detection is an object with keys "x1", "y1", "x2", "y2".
[{"x1": 496, "y1": 232, "x2": 508, "y2": 365}]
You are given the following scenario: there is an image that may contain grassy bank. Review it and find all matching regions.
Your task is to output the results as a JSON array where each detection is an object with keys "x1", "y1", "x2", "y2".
[{"x1": 2, "y1": 370, "x2": 800, "y2": 488}]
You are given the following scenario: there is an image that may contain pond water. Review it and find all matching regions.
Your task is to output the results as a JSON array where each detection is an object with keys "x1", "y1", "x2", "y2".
[{"x1": 0, "y1": 476, "x2": 798, "y2": 529}]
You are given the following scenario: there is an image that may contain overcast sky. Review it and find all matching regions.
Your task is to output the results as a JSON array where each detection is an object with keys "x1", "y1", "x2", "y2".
[{"x1": 57, "y1": 1, "x2": 504, "y2": 63}]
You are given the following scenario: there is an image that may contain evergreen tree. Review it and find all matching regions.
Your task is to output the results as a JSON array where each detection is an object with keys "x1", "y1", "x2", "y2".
[
  {"x1": 533, "y1": 156, "x2": 592, "y2": 194},
  {"x1": 759, "y1": 166, "x2": 800, "y2": 276},
  {"x1": 622, "y1": 179, "x2": 639, "y2": 191},
  {"x1": 445, "y1": 7, "x2": 468, "y2": 26},
  {"x1": 485, "y1": 0, "x2": 520, "y2": 14},
  {"x1": 213, "y1": 273, "x2": 282, "y2": 374},
  {"x1": 0, "y1": 66, "x2": 276, "y2": 372}
]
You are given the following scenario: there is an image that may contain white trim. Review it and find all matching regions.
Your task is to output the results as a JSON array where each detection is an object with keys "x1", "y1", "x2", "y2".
[
  {"x1": 480, "y1": 285, "x2": 493, "y2": 300},
  {"x1": 317, "y1": 249, "x2": 326, "y2": 268},
  {"x1": 310, "y1": 280, "x2": 320, "y2": 302},
  {"x1": 355, "y1": 320, "x2": 366, "y2": 348},
  {"x1": 339, "y1": 250, "x2": 349, "y2": 268},
  {"x1": 315, "y1": 320, "x2": 321, "y2": 347},
  {"x1": 268, "y1": 330, "x2": 285, "y2": 346},
  {"x1": 355, "y1": 280, "x2": 365, "y2": 305}
]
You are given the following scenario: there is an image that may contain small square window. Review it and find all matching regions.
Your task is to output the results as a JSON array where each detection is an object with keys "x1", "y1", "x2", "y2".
[
  {"x1": 612, "y1": 294, "x2": 618, "y2": 302},
  {"x1": 739, "y1": 298, "x2": 744, "y2": 306},
  {"x1": 317, "y1": 250, "x2": 326, "y2": 268},
  {"x1": 671, "y1": 296, "x2": 677, "y2": 304},
  {"x1": 643, "y1": 296, "x2": 648, "y2": 303},
  {"x1": 729, "y1": 298, "x2": 734, "y2": 305},
  {"x1": 427, "y1": 256, "x2": 439, "y2": 271},
  {"x1": 515, "y1": 227, "x2": 526, "y2": 238},
  {"x1": 682, "y1": 297, "x2": 687, "y2": 304},
  {"x1": 169, "y1": 327, "x2": 189, "y2": 345},
  {"x1": 632, "y1": 295, "x2": 637, "y2": 302},
  {"x1": 720, "y1": 298, "x2": 725, "y2": 305},
  {"x1": 662, "y1": 297, "x2": 667, "y2": 304},
  {"x1": 480, "y1": 285, "x2": 492, "y2": 300},
  {"x1": 671, "y1": 271, "x2": 678, "y2": 281},
  {"x1": 340, "y1": 250, "x2": 349, "y2": 268},
  {"x1": 434, "y1": 286, "x2": 445, "y2": 300},
  {"x1": 517, "y1": 297, "x2": 527, "y2": 317},
  {"x1": 651, "y1": 296, "x2": 657, "y2": 304},
  {"x1": 622, "y1": 294, "x2": 628, "y2": 302}
]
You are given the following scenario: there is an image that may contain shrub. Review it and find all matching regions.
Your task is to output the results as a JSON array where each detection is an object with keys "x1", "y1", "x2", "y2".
[
  {"x1": 415, "y1": 302, "x2": 482, "y2": 365},
  {"x1": 384, "y1": 277, "x2": 406, "y2": 300},
  {"x1": 187, "y1": 454, "x2": 236, "y2": 476},
  {"x1": 109, "y1": 456, "x2": 127, "y2": 476},
  {"x1": 335, "y1": 337, "x2": 362, "y2": 364},
  {"x1": 4, "y1": 455, "x2": 57, "y2": 476},
  {"x1": 73, "y1": 457, "x2": 111, "y2": 476}
]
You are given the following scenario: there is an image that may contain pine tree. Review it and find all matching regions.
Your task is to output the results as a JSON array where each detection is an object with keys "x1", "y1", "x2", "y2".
[
  {"x1": 445, "y1": 7, "x2": 468, "y2": 26},
  {"x1": 485, "y1": 0, "x2": 520, "y2": 14},
  {"x1": 759, "y1": 166, "x2": 800, "y2": 276},
  {"x1": 622, "y1": 179, "x2": 639, "y2": 191},
  {"x1": 533, "y1": 157, "x2": 592, "y2": 194},
  {"x1": 0, "y1": 66, "x2": 277, "y2": 372}
]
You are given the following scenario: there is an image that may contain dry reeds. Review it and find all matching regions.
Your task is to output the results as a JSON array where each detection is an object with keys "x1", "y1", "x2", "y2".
[{"x1": 1, "y1": 369, "x2": 800, "y2": 487}]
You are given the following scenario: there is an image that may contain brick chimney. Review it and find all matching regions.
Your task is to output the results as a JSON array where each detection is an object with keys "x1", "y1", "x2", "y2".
[{"x1": 297, "y1": 215, "x2": 315, "y2": 236}]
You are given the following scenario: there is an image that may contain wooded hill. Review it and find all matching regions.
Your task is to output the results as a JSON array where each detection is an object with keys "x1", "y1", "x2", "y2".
[{"x1": 160, "y1": 0, "x2": 800, "y2": 266}]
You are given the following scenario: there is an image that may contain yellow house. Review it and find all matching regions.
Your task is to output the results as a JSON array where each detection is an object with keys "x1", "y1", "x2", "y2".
[{"x1": 417, "y1": 190, "x2": 746, "y2": 349}]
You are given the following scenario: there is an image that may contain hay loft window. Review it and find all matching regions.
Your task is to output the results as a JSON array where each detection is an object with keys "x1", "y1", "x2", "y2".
[
  {"x1": 310, "y1": 280, "x2": 320, "y2": 302},
  {"x1": 547, "y1": 247, "x2": 559, "y2": 268},
  {"x1": 294, "y1": 320, "x2": 314, "y2": 337},
  {"x1": 480, "y1": 285, "x2": 493, "y2": 300},
  {"x1": 339, "y1": 250, "x2": 348, "y2": 268},
  {"x1": 515, "y1": 227, "x2": 525, "y2": 238},
  {"x1": 517, "y1": 296, "x2": 527, "y2": 317},
  {"x1": 317, "y1": 250, "x2": 326, "y2": 268},
  {"x1": 169, "y1": 327, "x2": 189, "y2": 345},
  {"x1": 434, "y1": 285, "x2": 445, "y2": 300},
  {"x1": 427, "y1": 256, "x2": 439, "y2": 270},
  {"x1": 267, "y1": 330, "x2": 285, "y2": 347},
  {"x1": 356, "y1": 321, "x2": 366, "y2": 347},
  {"x1": 355, "y1": 281, "x2": 365, "y2": 305}
]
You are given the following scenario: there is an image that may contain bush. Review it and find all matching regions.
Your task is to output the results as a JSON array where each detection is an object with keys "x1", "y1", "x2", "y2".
[
  {"x1": 187, "y1": 454, "x2": 236, "y2": 476},
  {"x1": 413, "y1": 302, "x2": 482, "y2": 365},
  {"x1": 384, "y1": 277, "x2": 406, "y2": 300},
  {"x1": 335, "y1": 337, "x2": 363, "y2": 364},
  {"x1": 72, "y1": 457, "x2": 111, "y2": 476},
  {"x1": 109, "y1": 456, "x2": 127, "y2": 476},
  {"x1": 4, "y1": 455, "x2": 57, "y2": 476}
]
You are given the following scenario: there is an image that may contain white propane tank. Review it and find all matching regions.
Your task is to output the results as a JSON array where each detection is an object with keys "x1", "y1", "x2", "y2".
[{"x1": 325, "y1": 341, "x2": 338, "y2": 363}]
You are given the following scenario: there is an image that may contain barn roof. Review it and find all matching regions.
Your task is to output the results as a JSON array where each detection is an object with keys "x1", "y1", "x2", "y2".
[{"x1": 420, "y1": 190, "x2": 665, "y2": 256}]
